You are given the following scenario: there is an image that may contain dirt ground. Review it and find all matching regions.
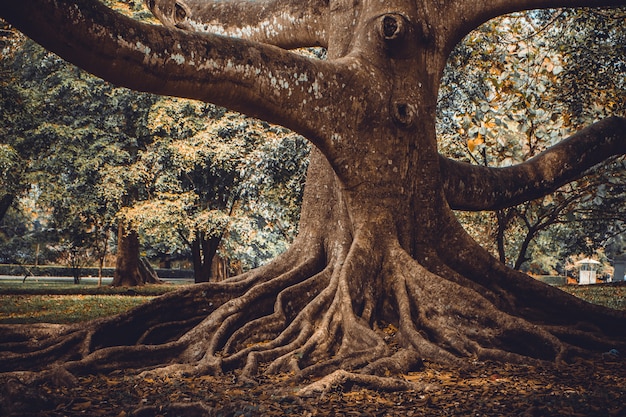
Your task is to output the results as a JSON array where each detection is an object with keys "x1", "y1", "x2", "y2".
[{"x1": 2, "y1": 353, "x2": 624, "y2": 416}]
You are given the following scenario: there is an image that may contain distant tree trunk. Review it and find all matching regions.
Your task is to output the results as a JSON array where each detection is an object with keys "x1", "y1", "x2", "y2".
[
  {"x1": 0, "y1": 194, "x2": 14, "y2": 224},
  {"x1": 112, "y1": 222, "x2": 161, "y2": 286},
  {"x1": 95, "y1": 226, "x2": 110, "y2": 286},
  {"x1": 98, "y1": 257, "x2": 104, "y2": 287},
  {"x1": 191, "y1": 231, "x2": 221, "y2": 283},
  {"x1": 211, "y1": 255, "x2": 237, "y2": 281},
  {"x1": 495, "y1": 209, "x2": 515, "y2": 266}
]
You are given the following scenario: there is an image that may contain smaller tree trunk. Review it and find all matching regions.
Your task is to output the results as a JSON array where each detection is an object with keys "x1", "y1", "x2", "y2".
[
  {"x1": 514, "y1": 229, "x2": 536, "y2": 271},
  {"x1": 67, "y1": 247, "x2": 82, "y2": 285},
  {"x1": 139, "y1": 257, "x2": 160, "y2": 283},
  {"x1": 0, "y1": 194, "x2": 14, "y2": 224},
  {"x1": 96, "y1": 227, "x2": 110, "y2": 286},
  {"x1": 191, "y1": 231, "x2": 221, "y2": 283},
  {"x1": 496, "y1": 209, "x2": 514, "y2": 265},
  {"x1": 112, "y1": 222, "x2": 161, "y2": 286},
  {"x1": 98, "y1": 257, "x2": 104, "y2": 287}
]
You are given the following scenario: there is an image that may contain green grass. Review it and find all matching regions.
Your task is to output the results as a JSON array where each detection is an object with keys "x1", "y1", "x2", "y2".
[
  {"x1": 0, "y1": 280, "x2": 191, "y2": 324},
  {"x1": 559, "y1": 283, "x2": 626, "y2": 311},
  {"x1": 0, "y1": 294, "x2": 155, "y2": 324},
  {"x1": 0, "y1": 280, "x2": 624, "y2": 324},
  {"x1": 0, "y1": 279, "x2": 188, "y2": 295}
]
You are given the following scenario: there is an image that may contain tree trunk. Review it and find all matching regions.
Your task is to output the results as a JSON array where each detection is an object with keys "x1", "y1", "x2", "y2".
[
  {"x1": 495, "y1": 209, "x2": 515, "y2": 265},
  {"x1": 112, "y1": 222, "x2": 161, "y2": 286},
  {"x1": 191, "y1": 231, "x2": 221, "y2": 283},
  {"x1": 1, "y1": 0, "x2": 626, "y2": 399},
  {"x1": 0, "y1": 194, "x2": 14, "y2": 224}
]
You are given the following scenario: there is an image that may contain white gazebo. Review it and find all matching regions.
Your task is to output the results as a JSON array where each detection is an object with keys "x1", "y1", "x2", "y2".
[{"x1": 575, "y1": 258, "x2": 601, "y2": 285}]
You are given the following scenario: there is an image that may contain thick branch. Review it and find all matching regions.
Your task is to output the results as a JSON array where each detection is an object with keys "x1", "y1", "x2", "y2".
[
  {"x1": 441, "y1": 117, "x2": 626, "y2": 211},
  {"x1": 147, "y1": 0, "x2": 329, "y2": 48},
  {"x1": 445, "y1": 0, "x2": 626, "y2": 47},
  {"x1": 0, "y1": 0, "x2": 338, "y2": 151}
]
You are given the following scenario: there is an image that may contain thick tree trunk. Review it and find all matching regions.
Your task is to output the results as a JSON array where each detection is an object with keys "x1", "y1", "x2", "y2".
[
  {"x1": 112, "y1": 222, "x2": 161, "y2": 286},
  {"x1": 1, "y1": 0, "x2": 625, "y2": 403}
]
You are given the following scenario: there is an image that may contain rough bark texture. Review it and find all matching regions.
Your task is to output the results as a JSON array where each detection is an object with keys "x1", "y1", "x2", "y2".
[
  {"x1": 112, "y1": 223, "x2": 161, "y2": 286},
  {"x1": 1, "y1": 0, "x2": 626, "y2": 398}
]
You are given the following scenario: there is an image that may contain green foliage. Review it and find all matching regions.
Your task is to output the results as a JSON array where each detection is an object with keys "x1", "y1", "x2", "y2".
[
  {"x1": 438, "y1": 9, "x2": 626, "y2": 271},
  {"x1": 127, "y1": 97, "x2": 309, "y2": 270},
  {"x1": 558, "y1": 9, "x2": 626, "y2": 125},
  {"x1": 1, "y1": 16, "x2": 309, "y2": 274},
  {"x1": 0, "y1": 144, "x2": 21, "y2": 195}
]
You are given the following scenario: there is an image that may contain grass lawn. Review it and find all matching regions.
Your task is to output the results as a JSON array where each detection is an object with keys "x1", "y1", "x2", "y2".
[
  {"x1": 0, "y1": 294, "x2": 155, "y2": 324},
  {"x1": 559, "y1": 282, "x2": 626, "y2": 310},
  {"x1": 0, "y1": 279, "x2": 624, "y2": 324},
  {"x1": 0, "y1": 279, "x2": 190, "y2": 324}
]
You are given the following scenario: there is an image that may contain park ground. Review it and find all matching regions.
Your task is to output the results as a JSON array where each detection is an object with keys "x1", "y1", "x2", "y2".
[{"x1": 1, "y1": 280, "x2": 625, "y2": 416}]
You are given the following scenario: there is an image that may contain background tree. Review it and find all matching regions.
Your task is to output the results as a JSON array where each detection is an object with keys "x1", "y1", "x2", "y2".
[
  {"x1": 1, "y1": 0, "x2": 625, "y2": 397},
  {"x1": 126, "y1": 98, "x2": 309, "y2": 282},
  {"x1": 0, "y1": 35, "x2": 45, "y2": 225},
  {"x1": 438, "y1": 8, "x2": 626, "y2": 272},
  {"x1": 3, "y1": 38, "x2": 160, "y2": 285},
  {"x1": 1, "y1": 23, "x2": 307, "y2": 284}
]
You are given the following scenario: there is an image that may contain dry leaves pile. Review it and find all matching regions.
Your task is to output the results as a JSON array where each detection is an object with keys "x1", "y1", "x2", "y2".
[{"x1": 2, "y1": 355, "x2": 624, "y2": 416}]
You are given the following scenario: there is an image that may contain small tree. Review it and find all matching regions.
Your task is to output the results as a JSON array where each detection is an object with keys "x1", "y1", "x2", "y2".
[{"x1": 128, "y1": 99, "x2": 308, "y2": 282}]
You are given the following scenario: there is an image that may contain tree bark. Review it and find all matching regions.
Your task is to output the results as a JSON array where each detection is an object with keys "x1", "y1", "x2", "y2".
[
  {"x1": 112, "y1": 222, "x2": 161, "y2": 286},
  {"x1": 191, "y1": 231, "x2": 221, "y2": 283},
  {"x1": 0, "y1": 194, "x2": 14, "y2": 224},
  {"x1": 0, "y1": 0, "x2": 625, "y2": 399}
]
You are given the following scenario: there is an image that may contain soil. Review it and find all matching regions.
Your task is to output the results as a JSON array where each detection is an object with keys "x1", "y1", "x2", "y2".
[{"x1": 2, "y1": 355, "x2": 624, "y2": 416}]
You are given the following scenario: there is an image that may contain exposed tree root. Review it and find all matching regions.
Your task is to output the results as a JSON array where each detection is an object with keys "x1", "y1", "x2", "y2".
[
  {"x1": 297, "y1": 369, "x2": 416, "y2": 397},
  {"x1": 1, "y1": 224, "x2": 625, "y2": 398}
]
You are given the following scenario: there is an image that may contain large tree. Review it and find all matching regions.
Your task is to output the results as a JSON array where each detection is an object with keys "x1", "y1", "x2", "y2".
[{"x1": 1, "y1": 0, "x2": 625, "y2": 395}]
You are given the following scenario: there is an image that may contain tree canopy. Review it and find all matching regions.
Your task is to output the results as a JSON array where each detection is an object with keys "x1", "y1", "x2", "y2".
[
  {"x1": 0, "y1": 27, "x2": 308, "y2": 281},
  {"x1": 437, "y1": 8, "x2": 626, "y2": 272}
]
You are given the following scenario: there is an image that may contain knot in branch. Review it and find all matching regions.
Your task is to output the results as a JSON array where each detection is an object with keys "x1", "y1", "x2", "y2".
[
  {"x1": 378, "y1": 13, "x2": 409, "y2": 47},
  {"x1": 379, "y1": 14, "x2": 407, "y2": 42},
  {"x1": 392, "y1": 102, "x2": 417, "y2": 127}
]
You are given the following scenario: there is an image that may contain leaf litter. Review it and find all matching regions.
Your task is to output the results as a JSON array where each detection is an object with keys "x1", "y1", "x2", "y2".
[{"x1": 2, "y1": 355, "x2": 624, "y2": 416}]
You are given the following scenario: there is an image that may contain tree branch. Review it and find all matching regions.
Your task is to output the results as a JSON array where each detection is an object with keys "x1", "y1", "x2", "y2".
[
  {"x1": 0, "y1": 0, "x2": 338, "y2": 151},
  {"x1": 444, "y1": 0, "x2": 626, "y2": 49},
  {"x1": 147, "y1": 0, "x2": 329, "y2": 49},
  {"x1": 441, "y1": 116, "x2": 626, "y2": 211}
]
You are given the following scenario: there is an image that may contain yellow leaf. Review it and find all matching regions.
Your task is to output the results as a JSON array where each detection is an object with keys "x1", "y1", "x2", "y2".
[{"x1": 467, "y1": 134, "x2": 483, "y2": 152}]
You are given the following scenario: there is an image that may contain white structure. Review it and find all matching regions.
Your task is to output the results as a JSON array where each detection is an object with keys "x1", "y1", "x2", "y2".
[{"x1": 576, "y1": 258, "x2": 601, "y2": 285}]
